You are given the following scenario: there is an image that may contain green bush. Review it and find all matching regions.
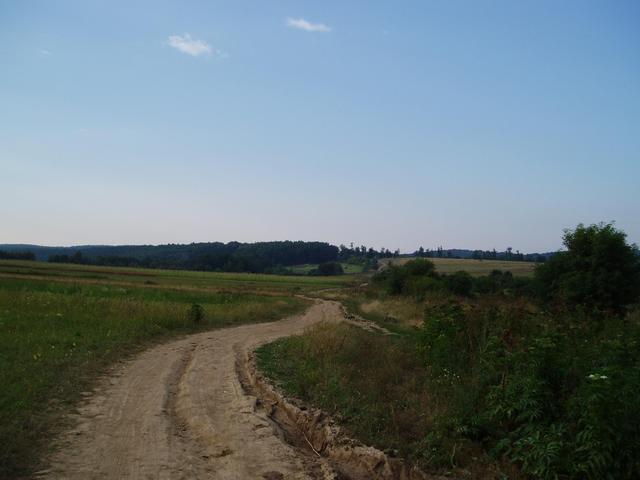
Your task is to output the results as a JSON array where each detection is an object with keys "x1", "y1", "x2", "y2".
[
  {"x1": 187, "y1": 303, "x2": 204, "y2": 324},
  {"x1": 310, "y1": 261, "x2": 344, "y2": 276},
  {"x1": 374, "y1": 261, "x2": 527, "y2": 299},
  {"x1": 403, "y1": 275, "x2": 442, "y2": 299},
  {"x1": 419, "y1": 301, "x2": 640, "y2": 479},
  {"x1": 443, "y1": 271, "x2": 473, "y2": 296},
  {"x1": 474, "y1": 269, "x2": 533, "y2": 297},
  {"x1": 535, "y1": 223, "x2": 640, "y2": 313},
  {"x1": 373, "y1": 259, "x2": 445, "y2": 298}
]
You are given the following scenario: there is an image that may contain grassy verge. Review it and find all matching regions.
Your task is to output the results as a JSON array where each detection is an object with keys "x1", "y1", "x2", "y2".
[
  {"x1": 0, "y1": 272, "x2": 311, "y2": 478},
  {"x1": 256, "y1": 323, "x2": 431, "y2": 459},
  {"x1": 256, "y1": 322, "x2": 503, "y2": 477}
]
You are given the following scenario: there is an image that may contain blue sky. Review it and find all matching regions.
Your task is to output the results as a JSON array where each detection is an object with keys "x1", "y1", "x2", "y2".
[{"x1": 1, "y1": 1, "x2": 638, "y2": 252}]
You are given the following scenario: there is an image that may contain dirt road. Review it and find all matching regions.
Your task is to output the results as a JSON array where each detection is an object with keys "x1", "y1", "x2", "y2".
[{"x1": 41, "y1": 300, "x2": 344, "y2": 480}]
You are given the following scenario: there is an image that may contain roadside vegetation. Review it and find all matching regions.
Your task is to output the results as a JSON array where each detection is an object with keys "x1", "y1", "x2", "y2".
[
  {"x1": 258, "y1": 223, "x2": 640, "y2": 479},
  {"x1": 0, "y1": 264, "x2": 332, "y2": 478}
]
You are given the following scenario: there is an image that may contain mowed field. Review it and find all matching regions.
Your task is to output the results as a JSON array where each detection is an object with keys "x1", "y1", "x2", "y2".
[
  {"x1": 0, "y1": 260, "x2": 353, "y2": 477},
  {"x1": 381, "y1": 256, "x2": 537, "y2": 277}
]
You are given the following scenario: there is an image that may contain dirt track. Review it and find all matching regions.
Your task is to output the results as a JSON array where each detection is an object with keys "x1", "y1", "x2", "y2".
[
  {"x1": 40, "y1": 300, "x2": 433, "y2": 480},
  {"x1": 37, "y1": 301, "x2": 430, "y2": 480},
  {"x1": 41, "y1": 300, "x2": 345, "y2": 480}
]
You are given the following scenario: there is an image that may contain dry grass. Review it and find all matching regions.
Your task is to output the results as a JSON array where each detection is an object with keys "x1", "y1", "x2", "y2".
[
  {"x1": 360, "y1": 298, "x2": 424, "y2": 328},
  {"x1": 257, "y1": 322, "x2": 506, "y2": 478}
]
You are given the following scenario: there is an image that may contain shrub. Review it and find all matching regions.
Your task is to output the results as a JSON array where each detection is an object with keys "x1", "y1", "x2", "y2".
[
  {"x1": 403, "y1": 275, "x2": 442, "y2": 299},
  {"x1": 474, "y1": 270, "x2": 534, "y2": 298},
  {"x1": 443, "y1": 271, "x2": 473, "y2": 296},
  {"x1": 419, "y1": 300, "x2": 640, "y2": 479},
  {"x1": 187, "y1": 303, "x2": 204, "y2": 324},
  {"x1": 535, "y1": 223, "x2": 640, "y2": 313},
  {"x1": 310, "y1": 261, "x2": 344, "y2": 276},
  {"x1": 373, "y1": 259, "x2": 439, "y2": 296},
  {"x1": 403, "y1": 258, "x2": 436, "y2": 276}
]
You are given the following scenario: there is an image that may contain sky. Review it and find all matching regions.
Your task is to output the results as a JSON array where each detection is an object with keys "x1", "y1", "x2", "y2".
[{"x1": 1, "y1": 1, "x2": 639, "y2": 253}]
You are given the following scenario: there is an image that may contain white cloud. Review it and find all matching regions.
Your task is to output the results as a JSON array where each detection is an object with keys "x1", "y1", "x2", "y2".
[
  {"x1": 167, "y1": 33, "x2": 212, "y2": 56},
  {"x1": 39, "y1": 49, "x2": 52, "y2": 56},
  {"x1": 286, "y1": 18, "x2": 331, "y2": 33}
]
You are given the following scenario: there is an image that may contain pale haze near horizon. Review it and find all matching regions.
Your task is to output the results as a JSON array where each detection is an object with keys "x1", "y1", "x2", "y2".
[{"x1": 1, "y1": 1, "x2": 638, "y2": 253}]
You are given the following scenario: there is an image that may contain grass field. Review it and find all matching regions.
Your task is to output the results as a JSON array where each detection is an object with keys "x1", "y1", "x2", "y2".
[
  {"x1": 0, "y1": 260, "x2": 353, "y2": 293},
  {"x1": 381, "y1": 257, "x2": 537, "y2": 277},
  {"x1": 0, "y1": 260, "x2": 354, "y2": 477}
]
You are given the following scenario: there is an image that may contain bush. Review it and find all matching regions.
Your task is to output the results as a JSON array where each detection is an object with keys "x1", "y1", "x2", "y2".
[
  {"x1": 309, "y1": 261, "x2": 344, "y2": 276},
  {"x1": 474, "y1": 270, "x2": 534, "y2": 297},
  {"x1": 419, "y1": 300, "x2": 640, "y2": 479},
  {"x1": 535, "y1": 223, "x2": 640, "y2": 313},
  {"x1": 373, "y1": 259, "x2": 440, "y2": 296},
  {"x1": 403, "y1": 259, "x2": 436, "y2": 276},
  {"x1": 443, "y1": 271, "x2": 473, "y2": 296},
  {"x1": 187, "y1": 303, "x2": 204, "y2": 324}
]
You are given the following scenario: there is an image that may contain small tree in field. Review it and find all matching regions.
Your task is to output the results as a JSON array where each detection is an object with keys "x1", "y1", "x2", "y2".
[{"x1": 535, "y1": 222, "x2": 640, "y2": 313}]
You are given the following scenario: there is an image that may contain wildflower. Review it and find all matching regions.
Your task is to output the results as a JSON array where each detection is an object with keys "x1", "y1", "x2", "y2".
[{"x1": 587, "y1": 373, "x2": 608, "y2": 380}]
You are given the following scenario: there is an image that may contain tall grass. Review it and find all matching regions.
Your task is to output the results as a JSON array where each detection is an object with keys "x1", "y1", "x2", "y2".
[
  {"x1": 0, "y1": 277, "x2": 306, "y2": 477},
  {"x1": 256, "y1": 323, "x2": 450, "y2": 468}
]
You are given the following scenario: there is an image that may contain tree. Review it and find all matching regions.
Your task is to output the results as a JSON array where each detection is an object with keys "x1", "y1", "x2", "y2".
[
  {"x1": 0, "y1": 250, "x2": 35, "y2": 260},
  {"x1": 535, "y1": 223, "x2": 640, "y2": 313}
]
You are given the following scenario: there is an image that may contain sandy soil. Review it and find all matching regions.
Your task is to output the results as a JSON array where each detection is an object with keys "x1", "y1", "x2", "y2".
[{"x1": 40, "y1": 300, "x2": 345, "y2": 480}]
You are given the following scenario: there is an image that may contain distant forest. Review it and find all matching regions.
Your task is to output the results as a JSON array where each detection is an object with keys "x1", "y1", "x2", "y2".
[{"x1": 0, "y1": 242, "x2": 553, "y2": 275}]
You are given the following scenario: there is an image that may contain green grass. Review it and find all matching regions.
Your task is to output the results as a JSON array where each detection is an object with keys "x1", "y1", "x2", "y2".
[
  {"x1": 381, "y1": 257, "x2": 536, "y2": 277},
  {"x1": 0, "y1": 261, "x2": 333, "y2": 478},
  {"x1": 255, "y1": 314, "x2": 515, "y2": 478},
  {"x1": 0, "y1": 259, "x2": 354, "y2": 294},
  {"x1": 256, "y1": 323, "x2": 441, "y2": 469}
]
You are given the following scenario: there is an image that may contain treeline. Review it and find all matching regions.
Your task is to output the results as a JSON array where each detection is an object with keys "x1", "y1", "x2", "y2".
[
  {"x1": 0, "y1": 250, "x2": 35, "y2": 261},
  {"x1": 45, "y1": 241, "x2": 340, "y2": 274},
  {"x1": 1, "y1": 241, "x2": 555, "y2": 274},
  {"x1": 338, "y1": 244, "x2": 399, "y2": 260},
  {"x1": 414, "y1": 246, "x2": 550, "y2": 262}
]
